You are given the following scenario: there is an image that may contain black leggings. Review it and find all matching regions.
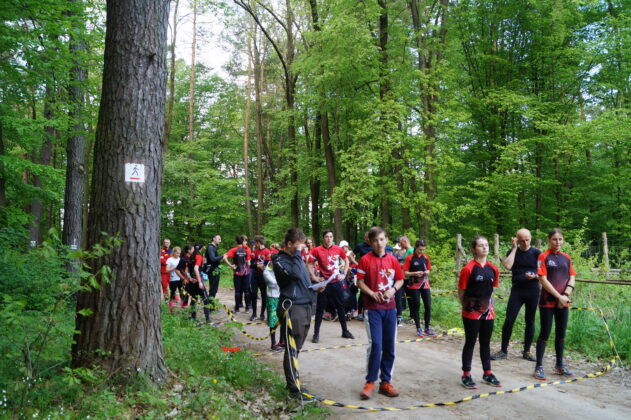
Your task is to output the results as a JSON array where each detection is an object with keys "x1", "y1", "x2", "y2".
[
  {"x1": 233, "y1": 274, "x2": 251, "y2": 310},
  {"x1": 462, "y1": 317, "x2": 494, "y2": 372},
  {"x1": 500, "y1": 286, "x2": 540, "y2": 353},
  {"x1": 169, "y1": 280, "x2": 183, "y2": 301},
  {"x1": 536, "y1": 306, "x2": 569, "y2": 366},
  {"x1": 250, "y1": 272, "x2": 267, "y2": 317},
  {"x1": 314, "y1": 281, "x2": 349, "y2": 335},
  {"x1": 406, "y1": 288, "x2": 431, "y2": 330},
  {"x1": 185, "y1": 282, "x2": 211, "y2": 322}
]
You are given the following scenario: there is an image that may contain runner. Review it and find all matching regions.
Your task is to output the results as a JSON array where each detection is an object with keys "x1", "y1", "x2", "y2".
[
  {"x1": 492, "y1": 228, "x2": 541, "y2": 361},
  {"x1": 308, "y1": 230, "x2": 354, "y2": 343},
  {"x1": 180, "y1": 244, "x2": 211, "y2": 323},
  {"x1": 393, "y1": 236, "x2": 411, "y2": 325},
  {"x1": 534, "y1": 228, "x2": 576, "y2": 380},
  {"x1": 264, "y1": 253, "x2": 283, "y2": 352},
  {"x1": 458, "y1": 236, "x2": 502, "y2": 389},
  {"x1": 166, "y1": 246, "x2": 182, "y2": 312},
  {"x1": 340, "y1": 240, "x2": 359, "y2": 319},
  {"x1": 223, "y1": 235, "x2": 251, "y2": 313},
  {"x1": 357, "y1": 226, "x2": 404, "y2": 400},
  {"x1": 273, "y1": 228, "x2": 316, "y2": 400},
  {"x1": 354, "y1": 233, "x2": 395, "y2": 321},
  {"x1": 204, "y1": 234, "x2": 223, "y2": 303},
  {"x1": 250, "y1": 235, "x2": 271, "y2": 321},
  {"x1": 160, "y1": 239, "x2": 173, "y2": 300},
  {"x1": 403, "y1": 239, "x2": 435, "y2": 337}
]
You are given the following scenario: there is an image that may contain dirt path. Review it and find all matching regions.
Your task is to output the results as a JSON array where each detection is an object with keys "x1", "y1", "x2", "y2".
[{"x1": 213, "y1": 288, "x2": 630, "y2": 419}]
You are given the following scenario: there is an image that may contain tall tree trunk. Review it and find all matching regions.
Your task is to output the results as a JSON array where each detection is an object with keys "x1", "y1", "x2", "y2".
[
  {"x1": 309, "y1": 0, "x2": 342, "y2": 240},
  {"x1": 378, "y1": 0, "x2": 391, "y2": 229},
  {"x1": 408, "y1": 0, "x2": 449, "y2": 240},
  {"x1": 63, "y1": 0, "x2": 88, "y2": 253},
  {"x1": 72, "y1": 0, "x2": 170, "y2": 383},
  {"x1": 29, "y1": 86, "x2": 55, "y2": 246},
  {"x1": 188, "y1": 0, "x2": 197, "y2": 142},
  {"x1": 286, "y1": 0, "x2": 299, "y2": 227},
  {"x1": 243, "y1": 31, "x2": 254, "y2": 238},
  {"x1": 310, "y1": 113, "x2": 321, "y2": 243},
  {"x1": 253, "y1": 27, "x2": 265, "y2": 234},
  {"x1": 164, "y1": 0, "x2": 179, "y2": 151}
]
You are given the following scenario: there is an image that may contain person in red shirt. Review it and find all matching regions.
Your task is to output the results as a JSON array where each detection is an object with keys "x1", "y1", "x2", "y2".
[
  {"x1": 160, "y1": 238, "x2": 172, "y2": 300},
  {"x1": 402, "y1": 239, "x2": 435, "y2": 337},
  {"x1": 357, "y1": 226, "x2": 404, "y2": 400},
  {"x1": 250, "y1": 235, "x2": 271, "y2": 321},
  {"x1": 223, "y1": 235, "x2": 252, "y2": 313},
  {"x1": 458, "y1": 236, "x2": 501, "y2": 389},
  {"x1": 533, "y1": 228, "x2": 577, "y2": 380},
  {"x1": 308, "y1": 230, "x2": 353, "y2": 343},
  {"x1": 270, "y1": 243, "x2": 280, "y2": 254}
]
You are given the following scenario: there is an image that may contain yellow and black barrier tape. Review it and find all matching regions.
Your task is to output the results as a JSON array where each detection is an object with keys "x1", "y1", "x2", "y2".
[
  {"x1": 289, "y1": 306, "x2": 621, "y2": 411},
  {"x1": 252, "y1": 328, "x2": 464, "y2": 357},
  {"x1": 300, "y1": 356, "x2": 620, "y2": 411}
]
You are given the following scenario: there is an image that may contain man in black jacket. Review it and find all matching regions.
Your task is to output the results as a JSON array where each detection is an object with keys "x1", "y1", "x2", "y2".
[
  {"x1": 204, "y1": 234, "x2": 223, "y2": 302},
  {"x1": 273, "y1": 227, "x2": 316, "y2": 398}
]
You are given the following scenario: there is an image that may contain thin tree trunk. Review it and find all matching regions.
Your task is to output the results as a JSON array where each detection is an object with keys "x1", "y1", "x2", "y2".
[
  {"x1": 164, "y1": 0, "x2": 179, "y2": 151},
  {"x1": 253, "y1": 27, "x2": 264, "y2": 234},
  {"x1": 378, "y1": 0, "x2": 391, "y2": 229},
  {"x1": 29, "y1": 86, "x2": 55, "y2": 246},
  {"x1": 286, "y1": 0, "x2": 299, "y2": 227},
  {"x1": 72, "y1": 0, "x2": 170, "y2": 383},
  {"x1": 188, "y1": 0, "x2": 197, "y2": 142},
  {"x1": 310, "y1": 113, "x2": 321, "y2": 242},
  {"x1": 63, "y1": 0, "x2": 87, "y2": 253},
  {"x1": 243, "y1": 30, "x2": 254, "y2": 238}
]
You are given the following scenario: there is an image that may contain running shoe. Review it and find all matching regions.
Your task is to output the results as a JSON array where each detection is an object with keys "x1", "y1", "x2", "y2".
[
  {"x1": 490, "y1": 350, "x2": 508, "y2": 360},
  {"x1": 533, "y1": 366, "x2": 547, "y2": 380},
  {"x1": 331, "y1": 314, "x2": 339, "y2": 322},
  {"x1": 416, "y1": 328, "x2": 425, "y2": 337},
  {"x1": 482, "y1": 373, "x2": 502, "y2": 387},
  {"x1": 378, "y1": 381, "x2": 399, "y2": 397},
  {"x1": 278, "y1": 341, "x2": 286, "y2": 348},
  {"x1": 341, "y1": 330, "x2": 354, "y2": 339},
  {"x1": 351, "y1": 310, "x2": 358, "y2": 319},
  {"x1": 397, "y1": 316, "x2": 403, "y2": 326},
  {"x1": 311, "y1": 334, "x2": 319, "y2": 343},
  {"x1": 271, "y1": 344, "x2": 283, "y2": 352},
  {"x1": 553, "y1": 365, "x2": 574, "y2": 377},
  {"x1": 259, "y1": 315, "x2": 266, "y2": 321},
  {"x1": 461, "y1": 374, "x2": 477, "y2": 389},
  {"x1": 522, "y1": 351, "x2": 536, "y2": 362},
  {"x1": 360, "y1": 381, "x2": 374, "y2": 400},
  {"x1": 424, "y1": 327, "x2": 437, "y2": 336},
  {"x1": 249, "y1": 314, "x2": 257, "y2": 322},
  {"x1": 357, "y1": 314, "x2": 364, "y2": 321},
  {"x1": 169, "y1": 301, "x2": 175, "y2": 313},
  {"x1": 323, "y1": 312, "x2": 333, "y2": 321}
]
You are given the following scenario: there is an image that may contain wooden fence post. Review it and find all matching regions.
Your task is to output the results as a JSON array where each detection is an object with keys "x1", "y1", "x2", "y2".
[
  {"x1": 494, "y1": 233, "x2": 500, "y2": 265},
  {"x1": 602, "y1": 232, "x2": 610, "y2": 272}
]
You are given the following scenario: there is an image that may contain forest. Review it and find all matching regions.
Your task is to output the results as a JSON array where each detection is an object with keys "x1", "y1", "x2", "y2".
[{"x1": 0, "y1": 0, "x2": 630, "y2": 418}]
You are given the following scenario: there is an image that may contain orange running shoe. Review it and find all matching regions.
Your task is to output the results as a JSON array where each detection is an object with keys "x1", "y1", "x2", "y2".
[
  {"x1": 378, "y1": 381, "x2": 399, "y2": 397},
  {"x1": 360, "y1": 381, "x2": 374, "y2": 400}
]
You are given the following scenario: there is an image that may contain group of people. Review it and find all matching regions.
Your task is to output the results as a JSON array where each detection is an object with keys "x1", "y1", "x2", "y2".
[{"x1": 159, "y1": 225, "x2": 577, "y2": 402}]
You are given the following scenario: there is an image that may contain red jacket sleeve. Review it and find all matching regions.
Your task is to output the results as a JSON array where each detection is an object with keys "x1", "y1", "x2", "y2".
[
  {"x1": 458, "y1": 264, "x2": 471, "y2": 289},
  {"x1": 537, "y1": 253, "x2": 547, "y2": 277},
  {"x1": 402, "y1": 254, "x2": 412, "y2": 272},
  {"x1": 246, "y1": 247, "x2": 251, "y2": 261},
  {"x1": 226, "y1": 247, "x2": 236, "y2": 259},
  {"x1": 493, "y1": 264, "x2": 499, "y2": 287},
  {"x1": 426, "y1": 255, "x2": 432, "y2": 270}
]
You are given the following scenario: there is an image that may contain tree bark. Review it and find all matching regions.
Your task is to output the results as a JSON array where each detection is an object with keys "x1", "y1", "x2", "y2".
[
  {"x1": 244, "y1": 30, "x2": 254, "y2": 238},
  {"x1": 253, "y1": 26, "x2": 265, "y2": 234},
  {"x1": 29, "y1": 85, "x2": 55, "y2": 246},
  {"x1": 188, "y1": 0, "x2": 197, "y2": 142},
  {"x1": 163, "y1": 0, "x2": 179, "y2": 151},
  {"x1": 63, "y1": 0, "x2": 87, "y2": 252},
  {"x1": 71, "y1": 0, "x2": 170, "y2": 383}
]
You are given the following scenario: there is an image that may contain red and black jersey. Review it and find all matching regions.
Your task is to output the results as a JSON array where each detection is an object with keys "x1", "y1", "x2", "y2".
[
  {"x1": 270, "y1": 248, "x2": 279, "y2": 255},
  {"x1": 309, "y1": 245, "x2": 347, "y2": 282},
  {"x1": 226, "y1": 246, "x2": 251, "y2": 276},
  {"x1": 177, "y1": 254, "x2": 195, "y2": 279},
  {"x1": 357, "y1": 252, "x2": 404, "y2": 311},
  {"x1": 160, "y1": 247, "x2": 172, "y2": 274},
  {"x1": 458, "y1": 259, "x2": 499, "y2": 320},
  {"x1": 537, "y1": 249, "x2": 576, "y2": 308},
  {"x1": 252, "y1": 247, "x2": 271, "y2": 271},
  {"x1": 403, "y1": 253, "x2": 432, "y2": 290}
]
